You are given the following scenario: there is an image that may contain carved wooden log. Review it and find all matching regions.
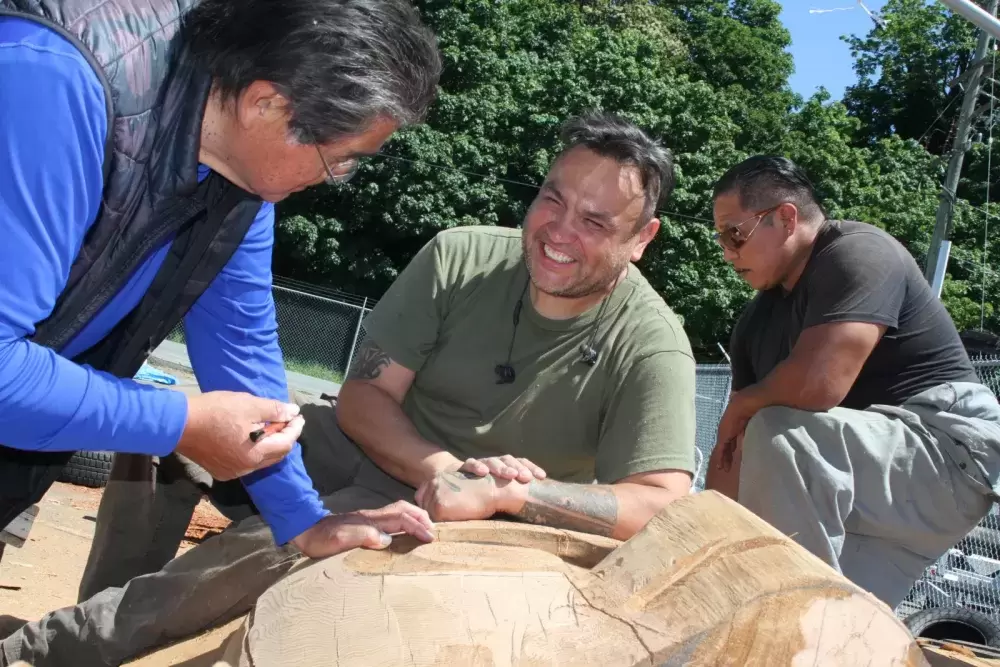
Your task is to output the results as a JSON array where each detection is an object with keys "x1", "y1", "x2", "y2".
[{"x1": 209, "y1": 491, "x2": 933, "y2": 666}]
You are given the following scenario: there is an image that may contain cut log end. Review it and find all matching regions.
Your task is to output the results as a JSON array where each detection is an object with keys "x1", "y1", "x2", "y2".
[{"x1": 219, "y1": 491, "x2": 930, "y2": 666}]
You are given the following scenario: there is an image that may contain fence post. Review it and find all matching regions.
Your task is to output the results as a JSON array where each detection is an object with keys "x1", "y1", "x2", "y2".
[{"x1": 344, "y1": 297, "x2": 368, "y2": 376}]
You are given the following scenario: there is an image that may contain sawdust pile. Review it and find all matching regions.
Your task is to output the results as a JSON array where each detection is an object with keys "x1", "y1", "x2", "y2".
[{"x1": 183, "y1": 500, "x2": 232, "y2": 545}]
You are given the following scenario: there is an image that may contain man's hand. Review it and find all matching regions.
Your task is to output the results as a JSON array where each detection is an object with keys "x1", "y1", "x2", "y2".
[
  {"x1": 291, "y1": 500, "x2": 435, "y2": 559},
  {"x1": 714, "y1": 392, "x2": 753, "y2": 472},
  {"x1": 415, "y1": 470, "x2": 514, "y2": 522},
  {"x1": 706, "y1": 432, "x2": 743, "y2": 500},
  {"x1": 455, "y1": 455, "x2": 546, "y2": 484},
  {"x1": 175, "y1": 391, "x2": 304, "y2": 481}
]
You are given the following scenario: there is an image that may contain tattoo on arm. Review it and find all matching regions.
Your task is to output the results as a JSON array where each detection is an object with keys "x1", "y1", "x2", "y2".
[
  {"x1": 441, "y1": 470, "x2": 495, "y2": 492},
  {"x1": 441, "y1": 472, "x2": 464, "y2": 492},
  {"x1": 511, "y1": 481, "x2": 618, "y2": 537},
  {"x1": 348, "y1": 338, "x2": 392, "y2": 381}
]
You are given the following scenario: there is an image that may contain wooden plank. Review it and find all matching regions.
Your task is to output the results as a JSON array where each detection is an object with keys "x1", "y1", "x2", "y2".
[
  {"x1": 125, "y1": 617, "x2": 244, "y2": 667},
  {"x1": 1, "y1": 505, "x2": 39, "y2": 549},
  {"x1": 920, "y1": 638, "x2": 1000, "y2": 667}
]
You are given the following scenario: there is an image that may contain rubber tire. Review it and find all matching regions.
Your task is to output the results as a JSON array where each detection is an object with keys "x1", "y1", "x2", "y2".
[
  {"x1": 58, "y1": 451, "x2": 113, "y2": 488},
  {"x1": 904, "y1": 606, "x2": 1000, "y2": 647}
]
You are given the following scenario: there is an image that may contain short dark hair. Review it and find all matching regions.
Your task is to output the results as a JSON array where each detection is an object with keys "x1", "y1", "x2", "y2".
[
  {"x1": 712, "y1": 156, "x2": 826, "y2": 221},
  {"x1": 558, "y1": 112, "x2": 675, "y2": 226},
  {"x1": 182, "y1": 0, "x2": 442, "y2": 144}
]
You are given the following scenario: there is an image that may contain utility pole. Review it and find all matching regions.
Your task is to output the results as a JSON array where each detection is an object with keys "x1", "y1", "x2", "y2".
[
  {"x1": 926, "y1": 0, "x2": 999, "y2": 295},
  {"x1": 940, "y1": 0, "x2": 1000, "y2": 41}
]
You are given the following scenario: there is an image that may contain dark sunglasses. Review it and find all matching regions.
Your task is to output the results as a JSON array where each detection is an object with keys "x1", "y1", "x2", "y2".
[{"x1": 714, "y1": 204, "x2": 783, "y2": 252}]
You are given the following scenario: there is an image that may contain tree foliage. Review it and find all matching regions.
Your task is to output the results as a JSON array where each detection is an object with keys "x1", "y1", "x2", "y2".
[
  {"x1": 841, "y1": 0, "x2": 999, "y2": 335},
  {"x1": 843, "y1": 0, "x2": 976, "y2": 154},
  {"x1": 272, "y1": 0, "x2": 1000, "y2": 359}
]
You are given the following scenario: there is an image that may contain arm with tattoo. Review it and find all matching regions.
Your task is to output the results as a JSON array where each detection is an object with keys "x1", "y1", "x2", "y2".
[
  {"x1": 500, "y1": 473, "x2": 690, "y2": 541},
  {"x1": 336, "y1": 338, "x2": 464, "y2": 488},
  {"x1": 415, "y1": 468, "x2": 689, "y2": 541},
  {"x1": 511, "y1": 481, "x2": 618, "y2": 536},
  {"x1": 348, "y1": 339, "x2": 393, "y2": 381}
]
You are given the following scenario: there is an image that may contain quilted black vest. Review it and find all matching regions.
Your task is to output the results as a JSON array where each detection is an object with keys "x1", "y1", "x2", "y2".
[{"x1": 0, "y1": 0, "x2": 264, "y2": 529}]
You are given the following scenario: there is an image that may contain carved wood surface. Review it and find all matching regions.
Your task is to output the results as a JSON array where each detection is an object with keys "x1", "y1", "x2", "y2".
[{"x1": 212, "y1": 491, "x2": 933, "y2": 667}]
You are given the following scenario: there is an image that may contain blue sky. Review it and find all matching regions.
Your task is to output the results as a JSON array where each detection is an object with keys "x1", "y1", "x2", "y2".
[{"x1": 779, "y1": 0, "x2": 889, "y2": 100}]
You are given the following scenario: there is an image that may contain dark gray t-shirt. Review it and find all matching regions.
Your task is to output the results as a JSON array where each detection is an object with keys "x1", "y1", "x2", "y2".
[{"x1": 729, "y1": 219, "x2": 978, "y2": 410}]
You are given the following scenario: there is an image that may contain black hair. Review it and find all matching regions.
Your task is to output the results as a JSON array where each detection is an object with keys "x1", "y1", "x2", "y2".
[
  {"x1": 712, "y1": 155, "x2": 826, "y2": 221},
  {"x1": 182, "y1": 0, "x2": 442, "y2": 144},
  {"x1": 558, "y1": 111, "x2": 675, "y2": 225}
]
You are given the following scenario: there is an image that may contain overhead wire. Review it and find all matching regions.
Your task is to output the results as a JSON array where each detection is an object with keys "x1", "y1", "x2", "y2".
[
  {"x1": 915, "y1": 94, "x2": 963, "y2": 147},
  {"x1": 982, "y1": 46, "x2": 997, "y2": 329},
  {"x1": 945, "y1": 253, "x2": 1000, "y2": 285},
  {"x1": 375, "y1": 146, "x2": 1000, "y2": 276},
  {"x1": 373, "y1": 151, "x2": 719, "y2": 226},
  {"x1": 373, "y1": 148, "x2": 1000, "y2": 312}
]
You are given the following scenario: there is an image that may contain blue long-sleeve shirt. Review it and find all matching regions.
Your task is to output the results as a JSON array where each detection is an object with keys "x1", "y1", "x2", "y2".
[{"x1": 0, "y1": 17, "x2": 328, "y2": 545}]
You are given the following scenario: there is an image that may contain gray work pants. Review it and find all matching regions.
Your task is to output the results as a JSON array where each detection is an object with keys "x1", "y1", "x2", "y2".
[
  {"x1": 739, "y1": 381, "x2": 1000, "y2": 609},
  {"x1": 1, "y1": 399, "x2": 414, "y2": 667},
  {"x1": 77, "y1": 451, "x2": 257, "y2": 603}
]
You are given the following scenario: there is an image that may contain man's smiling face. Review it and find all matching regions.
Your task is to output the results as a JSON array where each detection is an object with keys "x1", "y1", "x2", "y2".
[{"x1": 521, "y1": 146, "x2": 658, "y2": 299}]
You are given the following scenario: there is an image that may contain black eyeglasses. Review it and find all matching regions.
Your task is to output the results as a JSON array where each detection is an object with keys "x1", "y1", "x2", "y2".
[{"x1": 714, "y1": 204, "x2": 783, "y2": 252}]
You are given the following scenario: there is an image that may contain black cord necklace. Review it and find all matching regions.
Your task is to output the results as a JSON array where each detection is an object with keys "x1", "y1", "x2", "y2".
[
  {"x1": 494, "y1": 277, "x2": 529, "y2": 384},
  {"x1": 494, "y1": 274, "x2": 617, "y2": 385},
  {"x1": 578, "y1": 285, "x2": 614, "y2": 366}
]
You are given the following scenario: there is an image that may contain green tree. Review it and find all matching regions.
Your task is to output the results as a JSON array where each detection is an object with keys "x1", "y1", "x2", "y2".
[
  {"x1": 837, "y1": 0, "x2": 1000, "y2": 331},
  {"x1": 842, "y1": 0, "x2": 976, "y2": 154},
  {"x1": 664, "y1": 0, "x2": 799, "y2": 151},
  {"x1": 271, "y1": 0, "x2": 1000, "y2": 361},
  {"x1": 276, "y1": 0, "x2": 772, "y2": 355}
]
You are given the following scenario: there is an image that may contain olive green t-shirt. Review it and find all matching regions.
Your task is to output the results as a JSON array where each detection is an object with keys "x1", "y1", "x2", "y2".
[{"x1": 362, "y1": 226, "x2": 697, "y2": 484}]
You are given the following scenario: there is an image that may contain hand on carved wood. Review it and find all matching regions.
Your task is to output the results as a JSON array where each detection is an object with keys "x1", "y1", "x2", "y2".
[
  {"x1": 291, "y1": 500, "x2": 435, "y2": 558},
  {"x1": 415, "y1": 470, "x2": 519, "y2": 522},
  {"x1": 455, "y1": 455, "x2": 547, "y2": 484}
]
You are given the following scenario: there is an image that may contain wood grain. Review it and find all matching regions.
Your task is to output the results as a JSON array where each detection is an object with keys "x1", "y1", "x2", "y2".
[{"x1": 212, "y1": 491, "x2": 936, "y2": 666}]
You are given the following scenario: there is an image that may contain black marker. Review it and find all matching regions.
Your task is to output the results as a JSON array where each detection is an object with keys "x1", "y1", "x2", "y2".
[{"x1": 249, "y1": 421, "x2": 287, "y2": 443}]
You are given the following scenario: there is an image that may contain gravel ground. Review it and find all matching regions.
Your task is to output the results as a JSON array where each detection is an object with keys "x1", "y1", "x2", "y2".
[
  {"x1": 0, "y1": 362, "x2": 238, "y2": 664},
  {"x1": 0, "y1": 482, "x2": 231, "y2": 634}
]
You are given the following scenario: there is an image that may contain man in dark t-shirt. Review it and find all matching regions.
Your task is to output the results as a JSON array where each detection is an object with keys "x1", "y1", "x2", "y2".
[
  {"x1": 705, "y1": 155, "x2": 1000, "y2": 609},
  {"x1": 729, "y1": 219, "x2": 980, "y2": 408}
]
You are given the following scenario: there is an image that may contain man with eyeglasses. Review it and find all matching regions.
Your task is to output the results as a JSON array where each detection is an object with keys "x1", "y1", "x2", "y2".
[
  {"x1": 0, "y1": 0, "x2": 441, "y2": 604},
  {"x1": 1, "y1": 111, "x2": 699, "y2": 667},
  {"x1": 704, "y1": 155, "x2": 1000, "y2": 609}
]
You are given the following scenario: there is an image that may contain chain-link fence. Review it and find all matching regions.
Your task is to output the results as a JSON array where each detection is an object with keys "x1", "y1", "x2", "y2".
[
  {"x1": 166, "y1": 284, "x2": 374, "y2": 383},
  {"x1": 693, "y1": 363, "x2": 732, "y2": 484},
  {"x1": 162, "y1": 280, "x2": 1000, "y2": 624},
  {"x1": 690, "y1": 355, "x2": 1000, "y2": 624},
  {"x1": 270, "y1": 286, "x2": 371, "y2": 383},
  {"x1": 894, "y1": 356, "x2": 1000, "y2": 624}
]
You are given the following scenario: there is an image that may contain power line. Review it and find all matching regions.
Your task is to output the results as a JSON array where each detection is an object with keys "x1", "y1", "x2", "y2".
[
  {"x1": 916, "y1": 94, "x2": 963, "y2": 147},
  {"x1": 925, "y1": 0, "x2": 998, "y2": 289},
  {"x1": 374, "y1": 149, "x2": 1000, "y2": 266},
  {"x1": 375, "y1": 151, "x2": 719, "y2": 226},
  {"x1": 376, "y1": 153, "x2": 543, "y2": 191},
  {"x1": 945, "y1": 251, "x2": 1000, "y2": 278},
  {"x1": 984, "y1": 50, "x2": 997, "y2": 329}
]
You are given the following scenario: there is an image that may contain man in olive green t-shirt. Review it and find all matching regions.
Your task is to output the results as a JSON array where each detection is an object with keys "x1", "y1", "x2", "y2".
[
  {"x1": 337, "y1": 112, "x2": 697, "y2": 540},
  {"x1": 1, "y1": 113, "x2": 697, "y2": 665}
]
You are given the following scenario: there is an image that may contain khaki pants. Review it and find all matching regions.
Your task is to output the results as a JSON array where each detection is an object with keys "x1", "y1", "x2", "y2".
[
  {"x1": 738, "y1": 381, "x2": 1000, "y2": 609},
  {"x1": 1, "y1": 397, "x2": 414, "y2": 667}
]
